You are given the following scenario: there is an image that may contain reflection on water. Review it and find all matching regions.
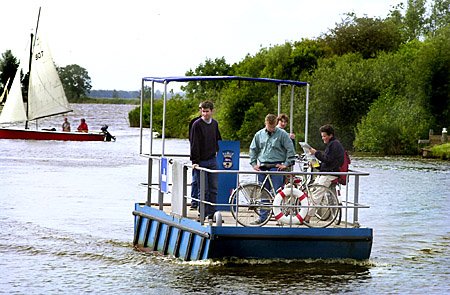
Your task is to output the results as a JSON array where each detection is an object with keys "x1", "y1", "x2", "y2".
[{"x1": 1, "y1": 104, "x2": 449, "y2": 294}]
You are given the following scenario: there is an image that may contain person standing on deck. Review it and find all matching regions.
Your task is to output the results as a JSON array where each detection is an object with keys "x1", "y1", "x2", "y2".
[
  {"x1": 277, "y1": 113, "x2": 296, "y2": 152},
  {"x1": 190, "y1": 101, "x2": 222, "y2": 221},
  {"x1": 249, "y1": 113, "x2": 296, "y2": 225},
  {"x1": 188, "y1": 103, "x2": 202, "y2": 211},
  {"x1": 306, "y1": 124, "x2": 344, "y2": 222}
]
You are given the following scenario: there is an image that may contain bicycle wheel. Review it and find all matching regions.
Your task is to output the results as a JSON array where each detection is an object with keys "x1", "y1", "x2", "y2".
[
  {"x1": 304, "y1": 184, "x2": 339, "y2": 228},
  {"x1": 229, "y1": 183, "x2": 272, "y2": 227}
]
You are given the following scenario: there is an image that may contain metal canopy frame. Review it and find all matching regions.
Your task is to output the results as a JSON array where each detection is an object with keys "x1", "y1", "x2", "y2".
[{"x1": 139, "y1": 75, "x2": 310, "y2": 156}]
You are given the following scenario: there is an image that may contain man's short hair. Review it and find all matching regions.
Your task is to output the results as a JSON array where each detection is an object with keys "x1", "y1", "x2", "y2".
[
  {"x1": 265, "y1": 114, "x2": 277, "y2": 125},
  {"x1": 277, "y1": 113, "x2": 289, "y2": 123},
  {"x1": 201, "y1": 100, "x2": 214, "y2": 110},
  {"x1": 319, "y1": 124, "x2": 334, "y2": 136}
]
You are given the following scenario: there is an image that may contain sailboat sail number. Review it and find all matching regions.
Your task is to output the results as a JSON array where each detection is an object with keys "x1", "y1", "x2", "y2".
[{"x1": 35, "y1": 51, "x2": 44, "y2": 60}]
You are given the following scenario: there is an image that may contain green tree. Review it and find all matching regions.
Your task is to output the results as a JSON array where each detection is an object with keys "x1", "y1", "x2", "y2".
[
  {"x1": 404, "y1": 0, "x2": 427, "y2": 40},
  {"x1": 233, "y1": 49, "x2": 267, "y2": 77},
  {"x1": 0, "y1": 50, "x2": 20, "y2": 100},
  {"x1": 182, "y1": 57, "x2": 231, "y2": 101},
  {"x1": 215, "y1": 81, "x2": 277, "y2": 140},
  {"x1": 290, "y1": 39, "x2": 327, "y2": 78},
  {"x1": 306, "y1": 53, "x2": 381, "y2": 149},
  {"x1": 57, "y1": 64, "x2": 92, "y2": 101},
  {"x1": 409, "y1": 25, "x2": 450, "y2": 130},
  {"x1": 323, "y1": 13, "x2": 404, "y2": 58},
  {"x1": 259, "y1": 42, "x2": 293, "y2": 79},
  {"x1": 236, "y1": 102, "x2": 267, "y2": 147},
  {"x1": 128, "y1": 96, "x2": 196, "y2": 138},
  {"x1": 354, "y1": 90, "x2": 432, "y2": 154},
  {"x1": 428, "y1": 0, "x2": 450, "y2": 35}
]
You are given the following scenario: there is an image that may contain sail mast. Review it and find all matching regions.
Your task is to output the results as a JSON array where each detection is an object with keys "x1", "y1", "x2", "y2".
[{"x1": 25, "y1": 7, "x2": 41, "y2": 129}]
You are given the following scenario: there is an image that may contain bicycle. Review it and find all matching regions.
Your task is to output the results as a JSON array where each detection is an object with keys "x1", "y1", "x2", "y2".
[
  {"x1": 295, "y1": 154, "x2": 342, "y2": 227},
  {"x1": 229, "y1": 164, "x2": 341, "y2": 228}
]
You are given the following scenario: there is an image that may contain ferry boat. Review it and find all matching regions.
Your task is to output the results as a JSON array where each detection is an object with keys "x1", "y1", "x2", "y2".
[{"x1": 132, "y1": 76, "x2": 372, "y2": 261}]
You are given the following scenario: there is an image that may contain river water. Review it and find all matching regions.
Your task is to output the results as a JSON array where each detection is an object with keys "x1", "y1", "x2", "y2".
[{"x1": 0, "y1": 104, "x2": 449, "y2": 294}]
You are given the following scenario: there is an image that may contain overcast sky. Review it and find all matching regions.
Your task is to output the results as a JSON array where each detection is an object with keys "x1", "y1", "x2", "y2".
[{"x1": 1, "y1": 0, "x2": 402, "y2": 91}]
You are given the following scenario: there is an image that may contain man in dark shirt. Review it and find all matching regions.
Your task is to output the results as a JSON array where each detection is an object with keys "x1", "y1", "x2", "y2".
[
  {"x1": 190, "y1": 101, "x2": 222, "y2": 221},
  {"x1": 307, "y1": 124, "x2": 344, "y2": 221}
]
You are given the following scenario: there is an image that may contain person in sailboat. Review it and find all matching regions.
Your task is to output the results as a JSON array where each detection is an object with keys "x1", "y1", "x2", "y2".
[
  {"x1": 77, "y1": 118, "x2": 88, "y2": 132},
  {"x1": 62, "y1": 118, "x2": 71, "y2": 132}
]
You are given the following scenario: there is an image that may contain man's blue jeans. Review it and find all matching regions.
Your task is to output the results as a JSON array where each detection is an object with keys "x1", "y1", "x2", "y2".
[
  {"x1": 257, "y1": 165, "x2": 284, "y2": 222},
  {"x1": 193, "y1": 157, "x2": 218, "y2": 218}
]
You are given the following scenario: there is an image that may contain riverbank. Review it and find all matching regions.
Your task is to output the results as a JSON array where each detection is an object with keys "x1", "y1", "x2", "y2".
[{"x1": 422, "y1": 143, "x2": 450, "y2": 160}]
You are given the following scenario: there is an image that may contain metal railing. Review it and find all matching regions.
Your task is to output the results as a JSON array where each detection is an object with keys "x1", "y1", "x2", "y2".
[{"x1": 141, "y1": 154, "x2": 370, "y2": 227}]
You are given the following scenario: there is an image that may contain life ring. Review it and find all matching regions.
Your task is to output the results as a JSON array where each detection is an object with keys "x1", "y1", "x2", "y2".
[{"x1": 273, "y1": 186, "x2": 309, "y2": 225}]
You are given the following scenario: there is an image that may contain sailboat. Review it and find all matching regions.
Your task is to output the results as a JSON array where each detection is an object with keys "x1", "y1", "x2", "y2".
[{"x1": 0, "y1": 9, "x2": 112, "y2": 141}]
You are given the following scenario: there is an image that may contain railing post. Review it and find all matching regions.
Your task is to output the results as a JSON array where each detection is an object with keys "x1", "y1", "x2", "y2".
[
  {"x1": 182, "y1": 165, "x2": 188, "y2": 218},
  {"x1": 158, "y1": 158, "x2": 164, "y2": 210},
  {"x1": 199, "y1": 169, "x2": 206, "y2": 225},
  {"x1": 353, "y1": 175, "x2": 360, "y2": 227},
  {"x1": 146, "y1": 158, "x2": 153, "y2": 206}
]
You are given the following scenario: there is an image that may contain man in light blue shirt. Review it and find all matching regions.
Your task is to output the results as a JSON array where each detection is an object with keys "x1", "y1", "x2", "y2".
[{"x1": 249, "y1": 114, "x2": 296, "y2": 224}]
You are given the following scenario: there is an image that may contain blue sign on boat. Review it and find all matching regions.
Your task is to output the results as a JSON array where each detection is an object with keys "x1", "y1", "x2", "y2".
[{"x1": 161, "y1": 157, "x2": 168, "y2": 193}]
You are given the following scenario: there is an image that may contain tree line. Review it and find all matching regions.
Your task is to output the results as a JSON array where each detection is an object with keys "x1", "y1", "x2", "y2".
[{"x1": 129, "y1": 0, "x2": 449, "y2": 155}]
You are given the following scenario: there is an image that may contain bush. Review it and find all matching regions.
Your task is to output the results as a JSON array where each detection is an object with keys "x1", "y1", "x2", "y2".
[
  {"x1": 430, "y1": 143, "x2": 450, "y2": 160},
  {"x1": 354, "y1": 90, "x2": 432, "y2": 154}
]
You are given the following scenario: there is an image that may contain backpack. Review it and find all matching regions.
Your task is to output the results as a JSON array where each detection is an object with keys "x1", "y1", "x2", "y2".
[{"x1": 337, "y1": 151, "x2": 351, "y2": 185}]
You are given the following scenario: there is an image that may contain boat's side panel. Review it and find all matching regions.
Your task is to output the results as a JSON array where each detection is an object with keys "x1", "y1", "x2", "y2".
[
  {"x1": 208, "y1": 227, "x2": 373, "y2": 260},
  {"x1": 133, "y1": 204, "x2": 212, "y2": 261},
  {"x1": 133, "y1": 204, "x2": 373, "y2": 261},
  {"x1": 0, "y1": 128, "x2": 105, "y2": 141}
]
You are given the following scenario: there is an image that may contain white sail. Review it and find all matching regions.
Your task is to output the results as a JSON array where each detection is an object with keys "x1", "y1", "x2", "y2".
[
  {"x1": 0, "y1": 77, "x2": 11, "y2": 104},
  {"x1": 0, "y1": 68, "x2": 27, "y2": 123},
  {"x1": 28, "y1": 36, "x2": 71, "y2": 121}
]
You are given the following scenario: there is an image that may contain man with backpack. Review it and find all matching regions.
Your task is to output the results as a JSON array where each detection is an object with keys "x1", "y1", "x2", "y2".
[{"x1": 306, "y1": 124, "x2": 345, "y2": 222}]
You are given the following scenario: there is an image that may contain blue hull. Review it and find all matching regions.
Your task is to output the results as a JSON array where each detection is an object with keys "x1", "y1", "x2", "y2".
[{"x1": 133, "y1": 204, "x2": 373, "y2": 261}]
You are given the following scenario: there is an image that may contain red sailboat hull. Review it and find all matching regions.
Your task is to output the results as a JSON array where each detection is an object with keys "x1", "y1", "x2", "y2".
[{"x1": 0, "y1": 128, "x2": 106, "y2": 141}]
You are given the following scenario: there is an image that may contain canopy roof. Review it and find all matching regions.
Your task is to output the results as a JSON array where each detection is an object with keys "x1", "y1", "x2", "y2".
[{"x1": 142, "y1": 76, "x2": 308, "y2": 86}]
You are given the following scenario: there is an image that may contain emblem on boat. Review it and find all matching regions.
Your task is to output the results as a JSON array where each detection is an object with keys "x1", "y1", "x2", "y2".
[{"x1": 222, "y1": 150, "x2": 234, "y2": 169}]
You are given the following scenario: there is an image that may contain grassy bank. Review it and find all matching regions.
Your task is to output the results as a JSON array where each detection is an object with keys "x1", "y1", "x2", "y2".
[{"x1": 429, "y1": 143, "x2": 450, "y2": 160}]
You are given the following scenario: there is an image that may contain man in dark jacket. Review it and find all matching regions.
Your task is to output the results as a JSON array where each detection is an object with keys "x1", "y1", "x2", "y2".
[
  {"x1": 190, "y1": 101, "x2": 222, "y2": 221},
  {"x1": 306, "y1": 124, "x2": 344, "y2": 221}
]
